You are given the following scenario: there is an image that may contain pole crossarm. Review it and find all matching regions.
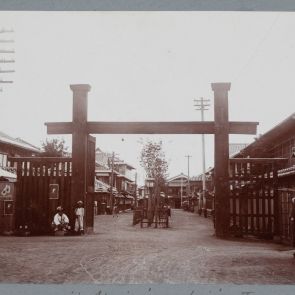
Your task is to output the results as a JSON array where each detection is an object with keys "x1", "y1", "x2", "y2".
[{"x1": 45, "y1": 121, "x2": 258, "y2": 135}]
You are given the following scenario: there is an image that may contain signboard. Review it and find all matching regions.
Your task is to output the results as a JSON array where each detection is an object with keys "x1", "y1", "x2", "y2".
[
  {"x1": 0, "y1": 182, "x2": 14, "y2": 200},
  {"x1": 292, "y1": 147, "x2": 295, "y2": 158},
  {"x1": 4, "y1": 200, "x2": 13, "y2": 215},
  {"x1": 49, "y1": 184, "x2": 59, "y2": 199}
]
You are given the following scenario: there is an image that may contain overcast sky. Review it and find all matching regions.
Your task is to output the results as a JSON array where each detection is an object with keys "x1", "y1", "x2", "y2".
[{"x1": 0, "y1": 12, "x2": 294, "y2": 185}]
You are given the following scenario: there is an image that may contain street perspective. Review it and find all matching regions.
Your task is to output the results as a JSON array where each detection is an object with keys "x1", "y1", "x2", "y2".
[{"x1": 1, "y1": 11, "x2": 295, "y2": 286}]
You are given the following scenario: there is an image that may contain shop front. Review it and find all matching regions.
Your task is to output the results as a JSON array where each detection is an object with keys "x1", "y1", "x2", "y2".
[{"x1": 0, "y1": 176, "x2": 16, "y2": 235}]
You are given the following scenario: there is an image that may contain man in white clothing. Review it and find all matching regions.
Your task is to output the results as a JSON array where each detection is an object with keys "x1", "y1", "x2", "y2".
[
  {"x1": 75, "y1": 200, "x2": 85, "y2": 234},
  {"x1": 52, "y1": 206, "x2": 70, "y2": 232}
]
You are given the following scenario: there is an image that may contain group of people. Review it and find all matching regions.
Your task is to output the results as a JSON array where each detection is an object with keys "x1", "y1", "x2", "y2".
[{"x1": 52, "y1": 200, "x2": 85, "y2": 235}]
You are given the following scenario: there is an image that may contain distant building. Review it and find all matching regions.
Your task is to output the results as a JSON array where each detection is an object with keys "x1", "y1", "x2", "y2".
[
  {"x1": 137, "y1": 185, "x2": 146, "y2": 199},
  {"x1": 165, "y1": 173, "x2": 188, "y2": 208},
  {"x1": 94, "y1": 147, "x2": 136, "y2": 212},
  {"x1": 190, "y1": 169, "x2": 213, "y2": 194},
  {"x1": 0, "y1": 131, "x2": 40, "y2": 178}
]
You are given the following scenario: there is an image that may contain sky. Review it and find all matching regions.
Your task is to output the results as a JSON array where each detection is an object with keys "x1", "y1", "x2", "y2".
[{"x1": 0, "y1": 11, "x2": 295, "y2": 185}]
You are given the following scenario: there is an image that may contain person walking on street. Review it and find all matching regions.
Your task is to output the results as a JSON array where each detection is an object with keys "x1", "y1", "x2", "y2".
[
  {"x1": 113, "y1": 200, "x2": 119, "y2": 218},
  {"x1": 75, "y1": 200, "x2": 85, "y2": 235}
]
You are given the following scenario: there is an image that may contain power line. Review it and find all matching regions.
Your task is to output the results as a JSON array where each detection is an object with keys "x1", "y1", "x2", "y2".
[
  {"x1": 232, "y1": 13, "x2": 280, "y2": 83},
  {"x1": 109, "y1": 151, "x2": 115, "y2": 213}
]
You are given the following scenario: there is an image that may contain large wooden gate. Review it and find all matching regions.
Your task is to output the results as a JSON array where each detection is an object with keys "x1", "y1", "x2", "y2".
[
  {"x1": 45, "y1": 83, "x2": 258, "y2": 237},
  {"x1": 12, "y1": 157, "x2": 72, "y2": 234},
  {"x1": 10, "y1": 136, "x2": 96, "y2": 234},
  {"x1": 228, "y1": 158, "x2": 287, "y2": 238}
]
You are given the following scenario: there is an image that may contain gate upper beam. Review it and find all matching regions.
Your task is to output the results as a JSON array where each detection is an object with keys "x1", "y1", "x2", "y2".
[{"x1": 45, "y1": 121, "x2": 258, "y2": 135}]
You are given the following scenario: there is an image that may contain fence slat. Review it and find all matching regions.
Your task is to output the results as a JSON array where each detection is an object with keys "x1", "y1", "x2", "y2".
[{"x1": 229, "y1": 159, "x2": 279, "y2": 238}]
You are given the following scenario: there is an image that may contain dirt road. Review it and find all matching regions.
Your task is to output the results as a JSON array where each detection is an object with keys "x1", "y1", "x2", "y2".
[{"x1": 0, "y1": 209, "x2": 294, "y2": 284}]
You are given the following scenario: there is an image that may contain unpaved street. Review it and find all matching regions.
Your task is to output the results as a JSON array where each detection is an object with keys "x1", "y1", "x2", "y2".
[{"x1": 0, "y1": 209, "x2": 294, "y2": 284}]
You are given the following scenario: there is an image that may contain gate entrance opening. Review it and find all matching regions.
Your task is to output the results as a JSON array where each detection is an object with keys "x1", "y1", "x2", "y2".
[{"x1": 44, "y1": 82, "x2": 258, "y2": 238}]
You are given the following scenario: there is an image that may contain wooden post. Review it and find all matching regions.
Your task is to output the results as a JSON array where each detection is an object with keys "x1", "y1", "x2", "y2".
[
  {"x1": 212, "y1": 82, "x2": 231, "y2": 238},
  {"x1": 273, "y1": 162, "x2": 280, "y2": 237},
  {"x1": 86, "y1": 135, "x2": 96, "y2": 233},
  {"x1": 70, "y1": 84, "x2": 91, "y2": 228}
]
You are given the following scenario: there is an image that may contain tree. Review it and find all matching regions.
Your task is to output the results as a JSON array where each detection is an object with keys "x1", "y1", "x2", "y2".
[
  {"x1": 140, "y1": 140, "x2": 168, "y2": 193},
  {"x1": 41, "y1": 138, "x2": 68, "y2": 157},
  {"x1": 140, "y1": 140, "x2": 169, "y2": 225}
]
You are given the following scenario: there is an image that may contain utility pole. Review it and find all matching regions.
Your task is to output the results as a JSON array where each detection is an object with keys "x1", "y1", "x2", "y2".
[
  {"x1": 180, "y1": 173, "x2": 183, "y2": 208},
  {"x1": 134, "y1": 172, "x2": 137, "y2": 208},
  {"x1": 185, "y1": 155, "x2": 191, "y2": 207},
  {"x1": 109, "y1": 151, "x2": 115, "y2": 213},
  {"x1": 0, "y1": 28, "x2": 14, "y2": 93},
  {"x1": 194, "y1": 97, "x2": 210, "y2": 215}
]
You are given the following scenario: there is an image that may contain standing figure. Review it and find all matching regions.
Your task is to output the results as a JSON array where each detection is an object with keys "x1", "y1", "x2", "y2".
[
  {"x1": 75, "y1": 200, "x2": 85, "y2": 235},
  {"x1": 52, "y1": 206, "x2": 70, "y2": 232}
]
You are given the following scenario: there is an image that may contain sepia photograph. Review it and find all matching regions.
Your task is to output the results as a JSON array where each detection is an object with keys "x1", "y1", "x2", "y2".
[{"x1": 0, "y1": 10, "x2": 295, "y2": 288}]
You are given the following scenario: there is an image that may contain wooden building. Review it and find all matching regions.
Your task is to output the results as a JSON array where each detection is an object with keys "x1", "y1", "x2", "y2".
[
  {"x1": 232, "y1": 113, "x2": 295, "y2": 244},
  {"x1": 165, "y1": 173, "x2": 188, "y2": 209},
  {"x1": 0, "y1": 131, "x2": 40, "y2": 234},
  {"x1": 0, "y1": 131, "x2": 40, "y2": 171},
  {"x1": 94, "y1": 147, "x2": 136, "y2": 213},
  {"x1": 190, "y1": 171, "x2": 213, "y2": 215}
]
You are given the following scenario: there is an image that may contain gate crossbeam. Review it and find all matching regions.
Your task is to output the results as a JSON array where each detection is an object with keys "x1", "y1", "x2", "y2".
[{"x1": 46, "y1": 121, "x2": 258, "y2": 135}]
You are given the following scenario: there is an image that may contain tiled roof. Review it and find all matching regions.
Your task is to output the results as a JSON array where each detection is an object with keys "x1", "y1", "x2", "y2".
[
  {"x1": 166, "y1": 173, "x2": 188, "y2": 183},
  {"x1": 190, "y1": 174, "x2": 211, "y2": 181},
  {"x1": 95, "y1": 179, "x2": 118, "y2": 194},
  {"x1": 278, "y1": 166, "x2": 295, "y2": 178},
  {"x1": 114, "y1": 161, "x2": 135, "y2": 170},
  {"x1": 234, "y1": 113, "x2": 295, "y2": 157},
  {"x1": 229, "y1": 143, "x2": 248, "y2": 157},
  {"x1": 0, "y1": 131, "x2": 40, "y2": 153},
  {"x1": 96, "y1": 147, "x2": 135, "y2": 170}
]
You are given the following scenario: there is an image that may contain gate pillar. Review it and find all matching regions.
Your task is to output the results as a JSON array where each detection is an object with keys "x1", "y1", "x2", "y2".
[
  {"x1": 212, "y1": 82, "x2": 231, "y2": 238},
  {"x1": 70, "y1": 84, "x2": 91, "y2": 227}
]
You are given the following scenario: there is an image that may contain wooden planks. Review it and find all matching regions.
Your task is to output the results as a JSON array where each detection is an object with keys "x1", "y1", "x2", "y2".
[
  {"x1": 45, "y1": 121, "x2": 258, "y2": 135},
  {"x1": 213, "y1": 82, "x2": 231, "y2": 237},
  {"x1": 13, "y1": 157, "x2": 72, "y2": 234},
  {"x1": 229, "y1": 158, "x2": 282, "y2": 238}
]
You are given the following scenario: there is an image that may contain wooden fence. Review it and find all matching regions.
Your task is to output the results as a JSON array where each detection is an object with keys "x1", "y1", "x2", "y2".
[
  {"x1": 229, "y1": 158, "x2": 286, "y2": 238},
  {"x1": 10, "y1": 157, "x2": 72, "y2": 234}
]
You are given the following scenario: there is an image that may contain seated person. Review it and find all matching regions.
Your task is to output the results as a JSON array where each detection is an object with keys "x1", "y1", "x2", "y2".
[{"x1": 52, "y1": 206, "x2": 70, "y2": 232}]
